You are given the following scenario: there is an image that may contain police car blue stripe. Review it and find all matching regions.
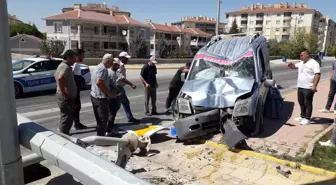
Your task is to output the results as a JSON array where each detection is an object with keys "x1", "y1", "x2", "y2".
[{"x1": 14, "y1": 77, "x2": 56, "y2": 88}]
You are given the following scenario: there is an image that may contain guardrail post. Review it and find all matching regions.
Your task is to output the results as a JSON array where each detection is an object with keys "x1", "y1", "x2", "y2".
[{"x1": 0, "y1": 0, "x2": 25, "y2": 184}]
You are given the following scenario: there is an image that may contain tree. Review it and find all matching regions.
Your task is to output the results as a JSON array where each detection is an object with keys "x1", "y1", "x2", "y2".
[
  {"x1": 9, "y1": 23, "x2": 43, "y2": 39},
  {"x1": 229, "y1": 19, "x2": 239, "y2": 34},
  {"x1": 129, "y1": 34, "x2": 148, "y2": 58},
  {"x1": 267, "y1": 39, "x2": 280, "y2": 56},
  {"x1": 327, "y1": 45, "x2": 336, "y2": 57},
  {"x1": 40, "y1": 38, "x2": 66, "y2": 57},
  {"x1": 157, "y1": 38, "x2": 169, "y2": 58},
  {"x1": 304, "y1": 32, "x2": 319, "y2": 54}
]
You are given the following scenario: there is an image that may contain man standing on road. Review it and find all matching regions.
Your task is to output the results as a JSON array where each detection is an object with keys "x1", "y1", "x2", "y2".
[
  {"x1": 286, "y1": 49, "x2": 321, "y2": 125},
  {"x1": 115, "y1": 51, "x2": 140, "y2": 123},
  {"x1": 319, "y1": 59, "x2": 336, "y2": 114},
  {"x1": 165, "y1": 62, "x2": 191, "y2": 114},
  {"x1": 72, "y1": 49, "x2": 88, "y2": 130},
  {"x1": 140, "y1": 56, "x2": 158, "y2": 116},
  {"x1": 91, "y1": 53, "x2": 114, "y2": 136},
  {"x1": 107, "y1": 59, "x2": 122, "y2": 136},
  {"x1": 55, "y1": 50, "x2": 77, "y2": 135}
]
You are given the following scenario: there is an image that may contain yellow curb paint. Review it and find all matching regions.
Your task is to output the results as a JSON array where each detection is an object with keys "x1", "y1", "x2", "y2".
[{"x1": 206, "y1": 141, "x2": 336, "y2": 178}]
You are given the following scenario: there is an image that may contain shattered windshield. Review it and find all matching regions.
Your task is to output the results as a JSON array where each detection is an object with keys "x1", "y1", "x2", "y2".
[{"x1": 187, "y1": 56, "x2": 256, "y2": 81}]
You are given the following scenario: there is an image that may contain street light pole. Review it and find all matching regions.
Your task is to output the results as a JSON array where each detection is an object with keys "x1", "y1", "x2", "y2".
[
  {"x1": 216, "y1": 0, "x2": 222, "y2": 36},
  {"x1": 0, "y1": 0, "x2": 24, "y2": 184}
]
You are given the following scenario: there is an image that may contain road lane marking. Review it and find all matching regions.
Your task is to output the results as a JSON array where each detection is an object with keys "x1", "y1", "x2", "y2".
[{"x1": 20, "y1": 91, "x2": 169, "y2": 117}]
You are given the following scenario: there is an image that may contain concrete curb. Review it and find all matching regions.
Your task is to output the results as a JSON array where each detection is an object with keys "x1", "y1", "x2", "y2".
[
  {"x1": 304, "y1": 124, "x2": 335, "y2": 157},
  {"x1": 206, "y1": 141, "x2": 336, "y2": 178}
]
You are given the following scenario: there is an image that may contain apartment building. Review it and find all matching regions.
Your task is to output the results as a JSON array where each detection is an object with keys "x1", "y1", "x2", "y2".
[
  {"x1": 43, "y1": 3, "x2": 151, "y2": 57},
  {"x1": 226, "y1": 2, "x2": 324, "y2": 42},
  {"x1": 320, "y1": 16, "x2": 336, "y2": 54},
  {"x1": 8, "y1": 14, "x2": 23, "y2": 25},
  {"x1": 146, "y1": 20, "x2": 211, "y2": 56},
  {"x1": 171, "y1": 16, "x2": 227, "y2": 35}
]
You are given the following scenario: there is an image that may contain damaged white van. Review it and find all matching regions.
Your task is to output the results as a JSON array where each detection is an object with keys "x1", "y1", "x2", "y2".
[{"x1": 172, "y1": 34, "x2": 276, "y2": 148}]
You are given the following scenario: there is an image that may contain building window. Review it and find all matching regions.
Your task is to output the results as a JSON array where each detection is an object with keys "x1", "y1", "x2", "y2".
[
  {"x1": 277, "y1": 13, "x2": 282, "y2": 17},
  {"x1": 276, "y1": 20, "x2": 280, "y2": 25},
  {"x1": 298, "y1": 20, "x2": 304, "y2": 24},
  {"x1": 150, "y1": 44, "x2": 154, "y2": 49},
  {"x1": 276, "y1": 28, "x2": 280, "y2": 32},
  {"x1": 266, "y1": 20, "x2": 271, "y2": 25},
  {"x1": 255, "y1": 28, "x2": 263, "y2": 31},
  {"x1": 103, "y1": 42, "x2": 108, "y2": 49},
  {"x1": 108, "y1": 42, "x2": 117, "y2": 49},
  {"x1": 102, "y1": 26, "x2": 107, "y2": 35},
  {"x1": 140, "y1": 29, "x2": 145, "y2": 37},
  {"x1": 249, "y1": 21, "x2": 254, "y2": 25},
  {"x1": 54, "y1": 22, "x2": 62, "y2": 33},
  {"x1": 94, "y1": 27, "x2": 99, "y2": 34},
  {"x1": 299, "y1": 12, "x2": 304, "y2": 16},
  {"x1": 249, "y1": 28, "x2": 254, "y2": 32},
  {"x1": 94, "y1": 42, "x2": 100, "y2": 49}
]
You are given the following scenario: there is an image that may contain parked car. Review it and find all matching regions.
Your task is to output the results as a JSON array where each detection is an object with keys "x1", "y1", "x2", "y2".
[
  {"x1": 12, "y1": 56, "x2": 91, "y2": 98},
  {"x1": 172, "y1": 34, "x2": 275, "y2": 148}
]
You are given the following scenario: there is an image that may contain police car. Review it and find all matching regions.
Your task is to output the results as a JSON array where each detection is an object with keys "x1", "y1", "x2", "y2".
[{"x1": 12, "y1": 56, "x2": 91, "y2": 98}]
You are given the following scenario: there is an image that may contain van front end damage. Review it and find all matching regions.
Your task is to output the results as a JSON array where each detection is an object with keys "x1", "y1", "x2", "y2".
[{"x1": 173, "y1": 77, "x2": 260, "y2": 148}]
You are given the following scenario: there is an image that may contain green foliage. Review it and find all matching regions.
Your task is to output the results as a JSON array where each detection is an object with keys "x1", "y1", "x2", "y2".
[
  {"x1": 275, "y1": 31, "x2": 319, "y2": 59},
  {"x1": 9, "y1": 23, "x2": 43, "y2": 39},
  {"x1": 40, "y1": 38, "x2": 66, "y2": 58},
  {"x1": 229, "y1": 19, "x2": 239, "y2": 34},
  {"x1": 130, "y1": 34, "x2": 148, "y2": 58},
  {"x1": 157, "y1": 38, "x2": 169, "y2": 58},
  {"x1": 267, "y1": 39, "x2": 280, "y2": 56},
  {"x1": 327, "y1": 45, "x2": 336, "y2": 57}
]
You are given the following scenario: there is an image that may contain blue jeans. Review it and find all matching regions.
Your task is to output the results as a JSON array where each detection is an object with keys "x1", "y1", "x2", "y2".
[{"x1": 117, "y1": 85, "x2": 134, "y2": 120}]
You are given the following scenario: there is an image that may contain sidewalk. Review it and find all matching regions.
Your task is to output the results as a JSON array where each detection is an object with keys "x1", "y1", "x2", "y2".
[{"x1": 245, "y1": 80, "x2": 335, "y2": 157}]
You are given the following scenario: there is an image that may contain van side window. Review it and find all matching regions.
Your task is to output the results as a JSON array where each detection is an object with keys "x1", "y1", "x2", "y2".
[{"x1": 258, "y1": 49, "x2": 266, "y2": 77}]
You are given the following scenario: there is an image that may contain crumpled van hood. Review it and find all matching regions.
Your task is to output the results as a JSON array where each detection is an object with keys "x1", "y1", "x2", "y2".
[{"x1": 180, "y1": 77, "x2": 255, "y2": 108}]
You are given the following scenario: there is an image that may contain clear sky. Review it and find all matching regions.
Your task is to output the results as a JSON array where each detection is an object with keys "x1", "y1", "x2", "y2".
[{"x1": 7, "y1": 0, "x2": 336, "y2": 32}]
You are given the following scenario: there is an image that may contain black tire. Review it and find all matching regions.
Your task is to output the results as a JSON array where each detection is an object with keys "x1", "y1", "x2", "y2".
[
  {"x1": 171, "y1": 98, "x2": 179, "y2": 121},
  {"x1": 14, "y1": 82, "x2": 23, "y2": 98}
]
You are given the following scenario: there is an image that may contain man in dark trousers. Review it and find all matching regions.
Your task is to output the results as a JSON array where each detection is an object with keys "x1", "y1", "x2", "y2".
[
  {"x1": 319, "y1": 58, "x2": 336, "y2": 114},
  {"x1": 286, "y1": 49, "x2": 320, "y2": 125},
  {"x1": 72, "y1": 49, "x2": 88, "y2": 130},
  {"x1": 55, "y1": 50, "x2": 77, "y2": 135},
  {"x1": 115, "y1": 51, "x2": 140, "y2": 123},
  {"x1": 107, "y1": 59, "x2": 122, "y2": 136},
  {"x1": 165, "y1": 62, "x2": 191, "y2": 114},
  {"x1": 90, "y1": 53, "x2": 115, "y2": 136},
  {"x1": 140, "y1": 56, "x2": 158, "y2": 116}
]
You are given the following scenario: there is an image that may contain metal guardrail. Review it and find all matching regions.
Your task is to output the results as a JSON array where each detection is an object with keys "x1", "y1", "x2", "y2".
[{"x1": 17, "y1": 114, "x2": 151, "y2": 185}]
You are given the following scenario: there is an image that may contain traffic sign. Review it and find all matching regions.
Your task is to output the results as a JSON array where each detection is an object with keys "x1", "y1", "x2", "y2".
[{"x1": 20, "y1": 37, "x2": 26, "y2": 43}]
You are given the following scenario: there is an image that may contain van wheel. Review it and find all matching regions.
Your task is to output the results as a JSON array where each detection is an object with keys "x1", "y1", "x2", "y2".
[{"x1": 14, "y1": 82, "x2": 23, "y2": 98}]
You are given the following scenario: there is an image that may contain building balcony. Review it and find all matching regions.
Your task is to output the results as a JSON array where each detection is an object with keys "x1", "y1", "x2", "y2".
[
  {"x1": 240, "y1": 24, "x2": 247, "y2": 28},
  {"x1": 255, "y1": 24, "x2": 263, "y2": 28},
  {"x1": 282, "y1": 31, "x2": 290, "y2": 35},
  {"x1": 283, "y1": 16, "x2": 292, "y2": 20},
  {"x1": 283, "y1": 23, "x2": 291, "y2": 27},
  {"x1": 241, "y1": 17, "x2": 248, "y2": 21},
  {"x1": 256, "y1": 16, "x2": 264, "y2": 20}
]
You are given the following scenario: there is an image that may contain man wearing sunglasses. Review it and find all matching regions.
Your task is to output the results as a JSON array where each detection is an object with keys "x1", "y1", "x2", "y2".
[{"x1": 286, "y1": 49, "x2": 321, "y2": 125}]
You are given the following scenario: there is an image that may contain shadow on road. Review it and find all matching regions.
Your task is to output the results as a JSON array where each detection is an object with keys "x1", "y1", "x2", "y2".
[
  {"x1": 44, "y1": 173, "x2": 83, "y2": 185},
  {"x1": 257, "y1": 101, "x2": 295, "y2": 138},
  {"x1": 311, "y1": 117, "x2": 334, "y2": 125}
]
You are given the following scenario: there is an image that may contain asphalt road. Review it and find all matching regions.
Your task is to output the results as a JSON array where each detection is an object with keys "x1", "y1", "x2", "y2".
[{"x1": 17, "y1": 60, "x2": 335, "y2": 156}]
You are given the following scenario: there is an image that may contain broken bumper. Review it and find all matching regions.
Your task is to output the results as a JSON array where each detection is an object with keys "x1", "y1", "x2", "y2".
[{"x1": 173, "y1": 109, "x2": 220, "y2": 141}]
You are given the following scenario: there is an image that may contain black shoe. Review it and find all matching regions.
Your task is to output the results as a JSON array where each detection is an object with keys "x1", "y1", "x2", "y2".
[
  {"x1": 151, "y1": 111, "x2": 159, "y2": 115},
  {"x1": 128, "y1": 118, "x2": 140, "y2": 123},
  {"x1": 74, "y1": 123, "x2": 88, "y2": 130}
]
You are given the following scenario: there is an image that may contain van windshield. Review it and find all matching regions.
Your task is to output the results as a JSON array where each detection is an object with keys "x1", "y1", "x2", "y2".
[{"x1": 187, "y1": 56, "x2": 256, "y2": 81}]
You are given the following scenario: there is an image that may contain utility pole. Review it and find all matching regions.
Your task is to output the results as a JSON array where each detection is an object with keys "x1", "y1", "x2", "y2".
[
  {"x1": 216, "y1": 0, "x2": 222, "y2": 35},
  {"x1": 0, "y1": 0, "x2": 24, "y2": 184}
]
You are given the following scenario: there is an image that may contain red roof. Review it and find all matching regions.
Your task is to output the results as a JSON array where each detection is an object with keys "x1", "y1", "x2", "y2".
[
  {"x1": 148, "y1": 23, "x2": 181, "y2": 33},
  {"x1": 182, "y1": 28, "x2": 211, "y2": 37},
  {"x1": 226, "y1": 7, "x2": 315, "y2": 14},
  {"x1": 44, "y1": 10, "x2": 149, "y2": 27}
]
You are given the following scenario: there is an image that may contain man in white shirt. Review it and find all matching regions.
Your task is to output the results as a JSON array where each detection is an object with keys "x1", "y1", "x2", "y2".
[
  {"x1": 286, "y1": 49, "x2": 321, "y2": 125},
  {"x1": 115, "y1": 51, "x2": 140, "y2": 123},
  {"x1": 72, "y1": 49, "x2": 88, "y2": 130}
]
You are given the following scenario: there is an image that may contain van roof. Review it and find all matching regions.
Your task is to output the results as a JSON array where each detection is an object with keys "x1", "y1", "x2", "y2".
[{"x1": 198, "y1": 35, "x2": 266, "y2": 60}]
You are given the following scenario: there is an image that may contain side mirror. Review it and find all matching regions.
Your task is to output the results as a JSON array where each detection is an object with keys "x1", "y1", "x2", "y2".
[
  {"x1": 264, "y1": 79, "x2": 275, "y2": 88},
  {"x1": 27, "y1": 68, "x2": 36, "y2": 73},
  {"x1": 181, "y1": 73, "x2": 186, "y2": 82}
]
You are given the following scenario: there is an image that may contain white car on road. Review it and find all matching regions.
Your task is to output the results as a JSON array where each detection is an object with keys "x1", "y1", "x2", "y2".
[{"x1": 12, "y1": 57, "x2": 91, "y2": 98}]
